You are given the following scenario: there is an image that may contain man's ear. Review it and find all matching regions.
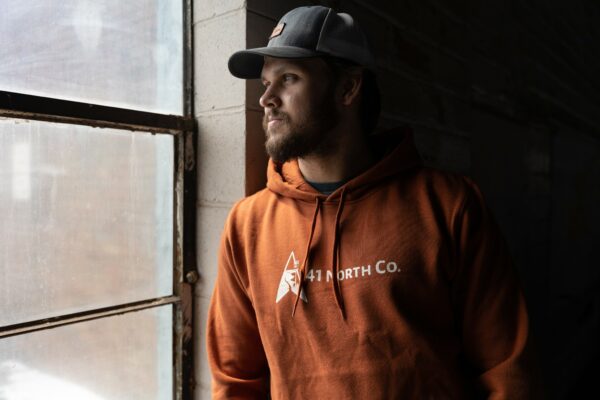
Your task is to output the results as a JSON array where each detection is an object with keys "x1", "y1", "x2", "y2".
[{"x1": 341, "y1": 68, "x2": 364, "y2": 106}]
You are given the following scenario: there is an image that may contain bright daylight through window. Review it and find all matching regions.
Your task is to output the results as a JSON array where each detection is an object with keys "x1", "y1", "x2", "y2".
[{"x1": 0, "y1": 1, "x2": 193, "y2": 399}]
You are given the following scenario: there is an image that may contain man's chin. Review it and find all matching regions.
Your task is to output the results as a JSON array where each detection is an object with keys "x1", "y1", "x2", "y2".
[
  {"x1": 265, "y1": 129, "x2": 290, "y2": 148},
  {"x1": 265, "y1": 137, "x2": 295, "y2": 162}
]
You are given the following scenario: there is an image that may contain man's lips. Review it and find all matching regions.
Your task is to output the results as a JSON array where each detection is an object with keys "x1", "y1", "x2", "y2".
[{"x1": 266, "y1": 113, "x2": 286, "y2": 128}]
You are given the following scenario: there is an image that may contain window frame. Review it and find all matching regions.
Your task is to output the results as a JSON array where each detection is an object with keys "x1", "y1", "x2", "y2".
[{"x1": 0, "y1": 0, "x2": 196, "y2": 398}]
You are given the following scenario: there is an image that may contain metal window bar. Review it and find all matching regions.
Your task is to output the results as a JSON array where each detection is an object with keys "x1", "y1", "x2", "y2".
[{"x1": 0, "y1": 91, "x2": 194, "y2": 134}]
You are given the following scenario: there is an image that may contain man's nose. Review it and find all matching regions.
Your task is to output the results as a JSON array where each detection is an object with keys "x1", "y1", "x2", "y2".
[{"x1": 259, "y1": 85, "x2": 282, "y2": 109}]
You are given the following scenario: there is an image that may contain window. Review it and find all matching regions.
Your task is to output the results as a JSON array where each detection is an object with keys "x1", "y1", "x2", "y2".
[{"x1": 0, "y1": 1, "x2": 195, "y2": 399}]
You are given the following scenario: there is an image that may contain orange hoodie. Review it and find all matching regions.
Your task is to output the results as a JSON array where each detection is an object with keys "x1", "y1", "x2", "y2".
[{"x1": 207, "y1": 130, "x2": 537, "y2": 399}]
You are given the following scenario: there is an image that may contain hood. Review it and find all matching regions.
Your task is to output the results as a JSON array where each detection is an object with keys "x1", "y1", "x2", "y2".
[
  {"x1": 266, "y1": 127, "x2": 422, "y2": 202},
  {"x1": 264, "y1": 127, "x2": 422, "y2": 318}
]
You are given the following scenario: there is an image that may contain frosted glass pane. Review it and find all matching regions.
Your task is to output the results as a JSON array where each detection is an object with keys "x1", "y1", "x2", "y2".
[
  {"x1": 0, "y1": 0, "x2": 183, "y2": 115},
  {"x1": 0, "y1": 306, "x2": 173, "y2": 400},
  {"x1": 0, "y1": 119, "x2": 174, "y2": 326}
]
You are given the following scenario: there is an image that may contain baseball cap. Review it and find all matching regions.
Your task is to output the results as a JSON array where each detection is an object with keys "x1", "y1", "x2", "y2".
[{"x1": 228, "y1": 6, "x2": 375, "y2": 79}]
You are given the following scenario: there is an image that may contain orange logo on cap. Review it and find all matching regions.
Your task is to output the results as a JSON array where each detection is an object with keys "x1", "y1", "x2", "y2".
[{"x1": 269, "y1": 23, "x2": 285, "y2": 39}]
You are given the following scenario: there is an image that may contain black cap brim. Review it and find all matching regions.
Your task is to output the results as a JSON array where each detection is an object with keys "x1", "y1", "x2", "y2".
[{"x1": 228, "y1": 46, "x2": 324, "y2": 79}]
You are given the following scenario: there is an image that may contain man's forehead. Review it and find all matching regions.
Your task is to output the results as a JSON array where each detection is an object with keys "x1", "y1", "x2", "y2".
[
  {"x1": 261, "y1": 56, "x2": 324, "y2": 77},
  {"x1": 263, "y1": 57, "x2": 310, "y2": 70}
]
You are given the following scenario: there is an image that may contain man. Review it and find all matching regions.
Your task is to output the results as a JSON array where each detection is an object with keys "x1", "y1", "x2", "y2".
[{"x1": 208, "y1": 5, "x2": 537, "y2": 399}]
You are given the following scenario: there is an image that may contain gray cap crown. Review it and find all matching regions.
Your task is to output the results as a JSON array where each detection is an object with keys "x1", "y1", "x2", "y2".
[{"x1": 228, "y1": 6, "x2": 374, "y2": 79}]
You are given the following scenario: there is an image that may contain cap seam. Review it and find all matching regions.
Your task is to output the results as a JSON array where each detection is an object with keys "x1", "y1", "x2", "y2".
[{"x1": 316, "y1": 8, "x2": 333, "y2": 52}]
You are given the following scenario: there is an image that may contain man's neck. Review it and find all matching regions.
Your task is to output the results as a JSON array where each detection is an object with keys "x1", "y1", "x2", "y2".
[{"x1": 298, "y1": 133, "x2": 375, "y2": 184}]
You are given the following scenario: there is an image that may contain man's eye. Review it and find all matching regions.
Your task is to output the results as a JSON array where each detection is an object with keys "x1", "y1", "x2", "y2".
[{"x1": 283, "y1": 74, "x2": 296, "y2": 82}]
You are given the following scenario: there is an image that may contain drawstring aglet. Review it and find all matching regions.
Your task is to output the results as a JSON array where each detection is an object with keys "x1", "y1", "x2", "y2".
[{"x1": 291, "y1": 271, "x2": 304, "y2": 317}]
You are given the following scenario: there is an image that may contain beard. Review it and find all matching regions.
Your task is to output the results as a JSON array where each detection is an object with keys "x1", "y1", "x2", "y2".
[{"x1": 263, "y1": 86, "x2": 340, "y2": 163}]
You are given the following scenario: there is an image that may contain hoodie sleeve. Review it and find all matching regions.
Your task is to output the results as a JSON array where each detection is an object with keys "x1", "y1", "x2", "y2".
[
  {"x1": 451, "y1": 180, "x2": 541, "y2": 400},
  {"x1": 207, "y1": 211, "x2": 270, "y2": 399}
]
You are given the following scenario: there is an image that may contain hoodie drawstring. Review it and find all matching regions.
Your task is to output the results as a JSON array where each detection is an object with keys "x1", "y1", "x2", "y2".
[
  {"x1": 331, "y1": 188, "x2": 347, "y2": 319},
  {"x1": 292, "y1": 189, "x2": 347, "y2": 319},
  {"x1": 292, "y1": 197, "x2": 321, "y2": 317}
]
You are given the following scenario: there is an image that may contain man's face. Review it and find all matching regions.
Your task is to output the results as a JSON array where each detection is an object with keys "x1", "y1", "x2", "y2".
[{"x1": 260, "y1": 57, "x2": 340, "y2": 162}]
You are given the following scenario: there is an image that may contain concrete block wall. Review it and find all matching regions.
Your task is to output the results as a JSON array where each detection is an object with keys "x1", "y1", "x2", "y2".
[
  {"x1": 194, "y1": 0, "x2": 600, "y2": 398},
  {"x1": 193, "y1": 1, "x2": 247, "y2": 398}
]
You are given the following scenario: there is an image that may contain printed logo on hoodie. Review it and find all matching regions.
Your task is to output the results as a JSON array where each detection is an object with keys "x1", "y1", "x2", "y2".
[{"x1": 275, "y1": 251, "x2": 308, "y2": 303}]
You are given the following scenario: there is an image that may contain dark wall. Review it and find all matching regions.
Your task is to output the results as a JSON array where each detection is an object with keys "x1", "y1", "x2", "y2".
[{"x1": 246, "y1": 1, "x2": 600, "y2": 398}]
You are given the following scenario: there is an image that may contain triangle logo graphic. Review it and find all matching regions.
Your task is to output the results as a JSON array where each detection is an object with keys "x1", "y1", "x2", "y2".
[{"x1": 275, "y1": 251, "x2": 308, "y2": 304}]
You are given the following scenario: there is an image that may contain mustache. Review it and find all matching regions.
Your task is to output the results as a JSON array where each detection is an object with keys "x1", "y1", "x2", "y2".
[{"x1": 264, "y1": 110, "x2": 289, "y2": 121}]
